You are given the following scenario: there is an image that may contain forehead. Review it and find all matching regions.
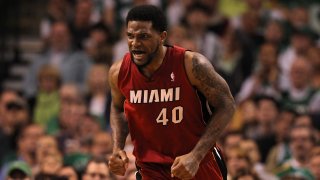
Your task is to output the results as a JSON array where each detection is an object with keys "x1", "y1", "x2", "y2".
[
  {"x1": 127, "y1": 21, "x2": 154, "y2": 33},
  {"x1": 291, "y1": 128, "x2": 310, "y2": 137},
  {"x1": 87, "y1": 162, "x2": 108, "y2": 171},
  {"x1": 0, "y1": 91, "x2": 18, "y2": 102}
]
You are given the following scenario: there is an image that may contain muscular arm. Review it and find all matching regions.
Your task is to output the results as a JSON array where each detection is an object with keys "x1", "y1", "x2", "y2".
[
  {"x1": 108, "y1": 60, "x2": 129, "y2": 152},
  {"x1": 185, "y1": 51, "x2": 236, "y2": 161}
]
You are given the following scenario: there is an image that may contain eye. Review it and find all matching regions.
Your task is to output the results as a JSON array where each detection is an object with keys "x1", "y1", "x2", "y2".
[
  {"x1": 140, "y1": 34, "x2": 149, "y2": 39},
  {"x1": 127, "y1": 33, "x2": 134, "y2": 39}
]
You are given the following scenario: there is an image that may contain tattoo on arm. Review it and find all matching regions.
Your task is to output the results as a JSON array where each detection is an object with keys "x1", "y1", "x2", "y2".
[
  {"x1": 190, "y1": 54, "x2": 235, "y2": 161},
  {"x1": 110, "y1": 103, "x2": 129, "y2": 152},
  {"x1": 109, "y1": 62, "x2": 129, "y2": 152}
]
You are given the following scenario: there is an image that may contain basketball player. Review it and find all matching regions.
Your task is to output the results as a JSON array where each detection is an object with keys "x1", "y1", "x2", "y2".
[{"x1": 108, "y1": 5, "x2": 235, "y2": 180}]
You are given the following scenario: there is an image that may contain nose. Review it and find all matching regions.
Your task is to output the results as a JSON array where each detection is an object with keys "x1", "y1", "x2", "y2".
[{"x1": 131, "y1": 37, "x2": 141, "y2": 47}]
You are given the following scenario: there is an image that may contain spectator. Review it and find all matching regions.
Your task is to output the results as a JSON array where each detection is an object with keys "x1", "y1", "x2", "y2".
[
  {"x1": 46, "y1": 83, "x2": 84, "y2": 136},
  {"x1": 5, "y1": 161, "x2": 32, "y2": 180},
  {"x1": 216, "y1": 26, "x2": 251, "y2": 96},
  {"x1": 112, "y1": 25, "x2": 128, "y2": 62},
  {"x1": 221, "y1": 131, "x2": 244, "y2": 155},
  {"x1": 35, "y1": 135, "x2": 59, "y2": 169},
  {"x1": 183, "y1": 2, "x2": 222, "y2": 65},
  {"x1": 86, "y1": 64, "x2": 111, "y2": 127},
  {"x1": 265, "y1": 108, "x2": 297, "y2": 172},
  {"x1": 82, "y1": 156, "x2": 111, "y2": 180},
  {"x1": 278, "y1": 27, "x2": 314, "y2": 91},
  {"x1": 78, "y1": 114, "x2": 102, "y2": 153},
  {"x1": 69, "y1": 0, "x2": 95, "y2": 50},
  {"x1": 56, "y1": 96, "x2": 87, "y2": 155},
  {"x1": 29, "y1": 65, "x2": 61, "y2": 127},
  {"x1": 23, "y1": 21, "x2": 92, "y2": 98},
  {"x1": 263, "y1": 20, "x2": 285, "y2": 52},
  {"x1": 237, "y1": 43, "x2": 280, "y2": 103},
  {"x1": 36, "y1": 151, "x2": 63, "y2": 177},
  {"x1": 287, "y1": 6, "x2": 310, "y2": 32},
  {"x1": 235, "y1": 9, "x2": 264, "y2": 59},
  {"x1": 1, "y1": 124, "x2": 44, "y2": 179},
  {"x1": 240, "y1": 139, "x2": 277, "y2": 180},
  {"x1": 90, "y1": 132, "x2": 112, "y2": 159},
  {"x1": 293, "y1": 114, "x2": 313, "y2": 128},
  {"x1": 280, "y1": 56, "x2": 320, "y2": 114},
  {"x1": 84, "y1": 22, "x2": 114, "y2": 66},
  {"x1": 276, "y1": 126, "x2": 317, "y2": 178},
  {"x1": 165, "y1": 0, "x2": 193, "y2": 27},
  {"x1": 248, "y1": 96, "x2": 279, "y2": 163},
  {"x1": 232, "y1": 168, "x2": 260, "y2": 180},
  {"x1": 166, "y1": 24, "x2": 188, "y2": 47},
  {"x1": 225, "y1": 146, "x2": 254, "y2": 180},
  {"x1": 58, "y1": 166, "x2": 78, "y2": 180},
  {"x1": 308, "y1": 146, "x2": 320, "y2": 180},
  {"x1": 39, "y1": 0, "x2": 72, "y2": 41},
  {"x1": 200, "y1": 0, "x2": 229, "y2": 37},
  {"x1": 100, "y1": 0, "x2": 116, "y2": 31},
  {"x1": 0, "y1": 90, "x2": 30, "y2": 164}
]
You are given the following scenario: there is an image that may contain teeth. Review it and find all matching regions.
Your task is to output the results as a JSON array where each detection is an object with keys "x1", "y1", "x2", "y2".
[{"x1": 133, "y1": 50, "x2": 144, "y2": 54}]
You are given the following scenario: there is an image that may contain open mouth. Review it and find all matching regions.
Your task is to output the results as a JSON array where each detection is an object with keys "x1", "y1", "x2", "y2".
[
  {"x1": 132, "y1": 50, "x2": 146, "y2": 55},
  {"x1": 132, "y1": 50, "x2": 146, "y2": 60}
]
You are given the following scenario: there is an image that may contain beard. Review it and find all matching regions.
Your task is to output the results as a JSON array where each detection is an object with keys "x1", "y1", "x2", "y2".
[{"x1": 131, "y1": 43, "x2": 160, "y2": 69}]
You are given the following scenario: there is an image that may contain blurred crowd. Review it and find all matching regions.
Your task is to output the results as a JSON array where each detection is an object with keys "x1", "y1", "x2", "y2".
[{"x1": 1, "y1": 0, "x2": 320, "y2": 179}]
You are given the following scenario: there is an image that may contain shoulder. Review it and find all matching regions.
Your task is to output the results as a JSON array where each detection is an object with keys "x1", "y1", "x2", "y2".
[
  {"x1": 184, "y1": 51, "x2": 213, "y2": 66},
  {"x1": 109, "y1": 60, "x2": 123, "y2": 86},
  {"x1": 183, "y1": 51, "x2": 216, "y2": 86}
]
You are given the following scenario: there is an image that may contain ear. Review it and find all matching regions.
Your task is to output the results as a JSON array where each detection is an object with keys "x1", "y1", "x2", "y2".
[{"x1": 160, "y1": 31, "x2": 167, "y2": 44}]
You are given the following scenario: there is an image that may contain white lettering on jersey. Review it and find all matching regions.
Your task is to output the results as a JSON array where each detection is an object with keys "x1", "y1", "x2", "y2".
[
  {"x1": 129, "y1": 87, "x2": 181, "y2": 104},
  {"x1": 161, "y1": 88, "x2": 173, "y2": 102},
  {"x1": 130, "y1": 90, "x2": 142, "y2": 103},
  {"x1": 149, "y1": 89, "x2": 160, "y2": 103}
]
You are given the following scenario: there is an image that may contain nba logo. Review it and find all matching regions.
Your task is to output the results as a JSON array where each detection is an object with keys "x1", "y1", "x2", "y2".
[{"x1": 170, "y1": 72, "x2": 175, "y2": 82}]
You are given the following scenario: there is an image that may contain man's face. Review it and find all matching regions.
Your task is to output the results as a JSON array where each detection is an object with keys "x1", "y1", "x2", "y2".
[
  {"x1": 50, "y1": 22, "x2": 71, "y2": 51},
  {"x1": 83, "y1": 162, "x2": 110, "y2": 180},
  {"x1": 126, "y1": 21, "x2": 164, "y2": 67},
  {"x1": 19, "y1": 125, "x2": 44, "y2": 154},
  {"x1": 309, "y1": 155, "x2": 320, "y2": 179},
  {"x1": 290, "y1": 59, "x2": 311, "y2": 89},
  {"x1": 290, "y1": 128, "x2": 314, "y2": 160},
  {"x1": 0, "y1": 92, "x2": 19, "y2": 119}
]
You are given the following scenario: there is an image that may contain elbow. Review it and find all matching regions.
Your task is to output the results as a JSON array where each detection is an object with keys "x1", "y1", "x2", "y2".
[
  {"x1": 226, "y1": 97, "x2": 236, "y2": 118},
  {"x1": 231, "y1": 97, "x2": 236, "y2": 111},
  {"x1": 231, "y1": 98, "x2": 236, "y2": 114}
]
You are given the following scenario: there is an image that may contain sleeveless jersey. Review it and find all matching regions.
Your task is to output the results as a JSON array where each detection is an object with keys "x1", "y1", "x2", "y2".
[{"x1": 118, "y1": 45, "x2": 210, "y2": 164}]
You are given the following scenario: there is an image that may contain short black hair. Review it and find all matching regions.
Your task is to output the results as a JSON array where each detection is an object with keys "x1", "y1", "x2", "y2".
[
  {"x1": 289, "y1": 125, "x2": 317, "y2": 144},
  {"x1": 126, "y1": 5, "x2": 167, "y2": 32},
  {"x1": 84, "y1": 156, "x2": 108, "y2": 173},
  {"x1": 187, "y1": 2, "x2": 212, "y2": 16},
  {"x1": 253, "y1": 95, "x2": 280, "y2": 111}
]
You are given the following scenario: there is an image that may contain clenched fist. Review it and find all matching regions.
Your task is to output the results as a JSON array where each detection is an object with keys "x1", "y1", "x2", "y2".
[
  {"x1": 108, "y1": 150, "x2": 129, "y2": 176},
  {"x1": 171, "y1": 153, "x2": 201, "y2": 180}
]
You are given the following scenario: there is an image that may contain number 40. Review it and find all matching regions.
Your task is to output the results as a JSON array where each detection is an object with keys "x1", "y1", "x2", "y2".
[{"x1": 156, "y1": 106, "x2": 183, "y2": 125}]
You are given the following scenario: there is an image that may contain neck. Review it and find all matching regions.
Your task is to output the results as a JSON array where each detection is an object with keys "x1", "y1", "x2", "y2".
[{"x1": 141, "y1": 45, "x2": 166, "y2": 78}]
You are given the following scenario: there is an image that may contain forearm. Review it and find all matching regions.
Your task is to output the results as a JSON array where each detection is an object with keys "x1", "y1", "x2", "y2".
[
  {"x1": 110, "y1": 104, "x2": 129, "y2": 152},
  {"x1": 191, "y1": 100, "x2": 235, "y2": 161}
]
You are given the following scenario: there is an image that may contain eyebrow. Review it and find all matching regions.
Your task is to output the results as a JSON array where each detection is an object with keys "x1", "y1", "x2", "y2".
[{"x1": 127, "y1": 31, "x2": 150, "y2": 34}]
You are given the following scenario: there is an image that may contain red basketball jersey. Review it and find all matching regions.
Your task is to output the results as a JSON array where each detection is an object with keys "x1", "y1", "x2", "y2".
[{"x1": 118, "y1": 45, "x2": 210, "y2": 164}]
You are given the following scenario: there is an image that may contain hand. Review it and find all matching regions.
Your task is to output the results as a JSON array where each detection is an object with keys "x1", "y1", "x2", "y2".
[
  {"x1": 108, "y1": 150, "x2": 129, "y2": 176},
  {"x1": 171, "y1": 153, "x2": 201, "y2": 180}
]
